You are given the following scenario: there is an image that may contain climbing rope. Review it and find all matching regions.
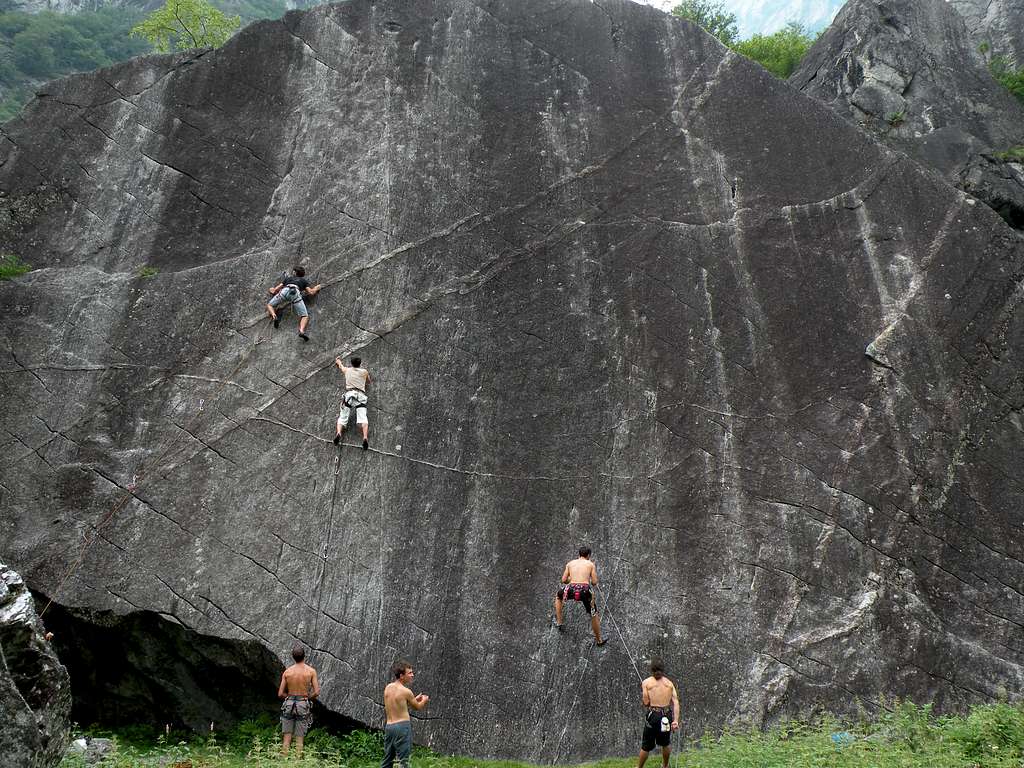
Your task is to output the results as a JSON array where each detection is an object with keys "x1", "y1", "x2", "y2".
[{"x1": 596, "y1": 585, "x2": 644, "y2": 684}]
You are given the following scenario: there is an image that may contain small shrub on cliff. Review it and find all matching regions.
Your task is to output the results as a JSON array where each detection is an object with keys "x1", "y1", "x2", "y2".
[
  {"x1": 732, "y1": 23, "x2": 818, "y2": 79},
  {"x1": 130, "y1": 0, "x2": 240, "y2": 53},
  {"x1": 671, "y1": 0, "x2": 739, "y2": 46},
  {"x1": 989, "y1": 55, "x2": 1024, "y2": 103},
  {"x1": 0, "y1": 252, "x2": 30, "y2": 279}
]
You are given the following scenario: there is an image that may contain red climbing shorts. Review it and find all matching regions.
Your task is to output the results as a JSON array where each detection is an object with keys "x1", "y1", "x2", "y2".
[{"x1": 557, "y1": 583, "x2": 596, "y2": 615}]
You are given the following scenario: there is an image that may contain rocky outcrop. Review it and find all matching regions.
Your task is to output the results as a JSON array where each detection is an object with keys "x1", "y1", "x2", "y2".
[
  {"x1": 789, "y1": 0, "x2": 1024, "y2": 229},
  {"x1": 1, "y1": 0, "x2": 1024, "y2": 759},
  {"x1": 950, "y1": 0, "x2": 1024, "y2": 66},
  {"x1": 0, "y1": 565, "x2": 71, "y2": 768}
]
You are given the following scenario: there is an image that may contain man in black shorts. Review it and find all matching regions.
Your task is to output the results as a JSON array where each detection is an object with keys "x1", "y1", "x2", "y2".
[
  {"x1": 553, "y1": 546, "x2": 605, "y2": 645},
  {"x1": 637, "y1": 659, "x2": 680, "y2": 768}
]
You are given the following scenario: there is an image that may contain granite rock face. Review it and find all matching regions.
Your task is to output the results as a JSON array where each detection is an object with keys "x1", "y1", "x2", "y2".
[
  {"x1": 950, "y1": 0, "x2": 1024, "y2": 66},
  {"x1": 0, "y1": 565, "x2": 72, "y2": 768},
  {"x1": 789, "y1": 0, "x2": 1024, "y2": 230},
  {"x1": 1, "y1": 0, "x2": 1024, "y2": 759}
]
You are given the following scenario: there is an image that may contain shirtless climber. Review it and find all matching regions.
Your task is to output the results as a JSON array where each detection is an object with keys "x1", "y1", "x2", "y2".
[
  {"x1": 382, "y1": 660, "x2": 430, "y2": 768},
  {"x1": 637, "y1": 659, "x2": 680, "y2": 768},
  {"x1": 278, "y1": 644, "x2": 320, "y2": 757},
  {"x1": 553, "y1": 546, "x2": 605, "y2": 645},
  {"x1": 267, "y1": 266, "x2": 322, "y2": 341},
  {"x1": 334, "y1": 356, "x2": 371, "y2": 450}
]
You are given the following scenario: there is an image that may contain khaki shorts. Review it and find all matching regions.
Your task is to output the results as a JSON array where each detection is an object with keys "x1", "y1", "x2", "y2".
[{"x1": 280, "y1": 697, "x2": 312, "y2": 736}]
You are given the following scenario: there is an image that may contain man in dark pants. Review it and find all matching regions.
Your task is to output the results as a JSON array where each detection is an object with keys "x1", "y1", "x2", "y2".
[
  {"x1": 381, "y1": 660, "x2": 429, "y2": 768},
  {"x1": 637, "y1": 658, "x2": 680, "y2": 768}
]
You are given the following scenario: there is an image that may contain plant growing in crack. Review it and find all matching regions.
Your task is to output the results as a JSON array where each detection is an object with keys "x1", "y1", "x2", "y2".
[
  {"x1": 886, "y1": 111, "x2": 906, "y2": 127},
  {"x1": 138, "y1": 265, "x2": 159, "y2": 278},
  {"x1": 0, "y1": 253, "x2": 31, "y2": 280}
]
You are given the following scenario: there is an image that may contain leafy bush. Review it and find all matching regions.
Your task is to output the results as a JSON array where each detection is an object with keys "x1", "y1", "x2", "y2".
[
  {"x1": 0, "y1": 252, "x2": 30, "y2": 279},
  {"x1": 129, "y1": 0, "x2": 240, "y2": 53},
  {"x1": 989, "y1": 55, "x2": 1024, "y2": 103},
  {"x1": 732, "y1": 22, "x2": 818, "y2": 78},
  {"x1": 993, "y1": 146, "x2": 1024, "y2": 162},
  {"x1": 671, "y1": 0, "x2": 738, "y2": 46}
]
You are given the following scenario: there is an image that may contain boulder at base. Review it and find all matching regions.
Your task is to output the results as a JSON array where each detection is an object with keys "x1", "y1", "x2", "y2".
[{"x1": 0, "y1": 564, "x2": 71, "y2": 768}]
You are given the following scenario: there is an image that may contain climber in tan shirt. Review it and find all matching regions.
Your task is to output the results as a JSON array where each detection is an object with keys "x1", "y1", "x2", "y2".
[{"x1": 334, "y1": 356, "x2": 371, "y2": 449}]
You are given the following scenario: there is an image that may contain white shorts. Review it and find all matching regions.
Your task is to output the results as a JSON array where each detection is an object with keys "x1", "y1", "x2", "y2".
[{"x1": 338, "y1": 390, "x2": 368, "y2": 426}]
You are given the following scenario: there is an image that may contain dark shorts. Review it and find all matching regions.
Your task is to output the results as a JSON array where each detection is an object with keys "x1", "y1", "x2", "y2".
[
  {"x1": 556, "y1": 583, "x2": 596, "y2": 616},
  {"x1": 641, "y1": 708, "x2": 673, "y2": 751},
  {"x1": 280, "y1": 697, "x2": 312, "y2": 736},
  {"x1": 382, "y1": 721, "x2": 412, "y2": 768}
]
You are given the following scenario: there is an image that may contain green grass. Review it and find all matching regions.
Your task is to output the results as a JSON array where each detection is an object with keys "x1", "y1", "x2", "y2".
[
  {"x1": 0, "y1": 252, "x2": 30, "y2": 279},
  {"x1": 137, "y1": 265, "x2": 159, "y2": 278},
  {"x1": 993, "y1": 146, "x2": 1024, "y2": 162},
  {"x1": 60, "y1": 701, "x2": 1024, "y2": 767}
]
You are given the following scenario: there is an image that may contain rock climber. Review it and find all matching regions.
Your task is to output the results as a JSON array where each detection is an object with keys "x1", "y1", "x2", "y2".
[
  {"x1": 278, "y1": 644, "x2": 320, "y2": 757},
  {"x1": 553, "y1": 546, "x2": 606, "y2": 645},
  {"x1": 334, "y1": 355, "x2": 371, "y2": 450},
  {"x1": 381, "y1": 659, "x2": 429, "y2": 768},
  {"x1": 636, "y1": 658, "x2": 680, "y2": 768},
  {"x1": 267, "y1": 266, "x2": 322, "y2": 341}
]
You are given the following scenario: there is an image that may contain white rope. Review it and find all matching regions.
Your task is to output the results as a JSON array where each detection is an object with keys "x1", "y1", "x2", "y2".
[{"x1": 596, "y1": 585, "x2": 644, "y2": 683}]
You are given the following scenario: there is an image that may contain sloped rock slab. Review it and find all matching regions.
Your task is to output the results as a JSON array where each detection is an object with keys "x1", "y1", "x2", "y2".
[{"x1": 1, "y1": 0, "x2": 1024, "y2": 759}]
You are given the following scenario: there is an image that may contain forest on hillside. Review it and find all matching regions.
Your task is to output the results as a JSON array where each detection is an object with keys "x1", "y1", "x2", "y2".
[{"x1": 0, "y1": 0, "x2": 307, "y2": 121}]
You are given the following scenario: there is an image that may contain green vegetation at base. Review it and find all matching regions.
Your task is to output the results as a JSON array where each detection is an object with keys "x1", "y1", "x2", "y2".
[
  {"x1": 60, "y1": 701, "x2": 1024, "y2": 767},
  {"x1": 137, "y1": 265, "x2": 159, "y2": 278},
  {"x1": 0, "y1": 251, "x2": 30, "y2": 279},
  {"x1": 670, "y1": 2, "x2": 818, "y2": 79}
]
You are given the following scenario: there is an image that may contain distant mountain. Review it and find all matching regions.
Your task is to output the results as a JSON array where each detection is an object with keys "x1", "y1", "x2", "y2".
[
  {"x1": 727, "y1": 0, "x2": 845, "y2": 35},
  {"x1": 642, "y1": 0, "x2": 845, "y2": 35}
]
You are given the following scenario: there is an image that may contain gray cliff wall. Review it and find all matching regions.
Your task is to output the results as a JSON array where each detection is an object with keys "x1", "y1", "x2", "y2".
[
  {"x1": 789, "y1": 0, "x2": 1024, "y2": 229},
  {"x1": 1, "y1": 0, "x2": 1023, "y2": 759},
  {"x1": 950, "y1": 0, "x2": 1024, "y2": 66}
]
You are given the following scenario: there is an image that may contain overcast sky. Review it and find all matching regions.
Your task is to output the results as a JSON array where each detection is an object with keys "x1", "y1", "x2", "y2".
[{"x1": 635, "y1": 0, "x2": 846, "y2": 37}]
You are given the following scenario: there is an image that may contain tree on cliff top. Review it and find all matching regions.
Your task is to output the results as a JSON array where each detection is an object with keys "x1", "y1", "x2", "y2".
[
  {"x1": 671, "y1": 0, "x2": 739, "y2": 46},
  {"x1": 733, "y1": 23, "x2": 817, "y2": 78},
  {"x1": 130, "y1": 0, "x2": 240, "y2": 52}
]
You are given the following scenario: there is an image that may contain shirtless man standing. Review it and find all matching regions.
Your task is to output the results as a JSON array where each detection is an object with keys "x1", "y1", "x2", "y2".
[
  {"x1": 382, "y1": 660, "x2": 429, "y2": 768},
  {"x1": 637, "y1": 659, "x2": 680, "y2": 768},
  {"x1": 553, "y1": 546, "x2": 606, "y2": 645},
  {"x1": 278, "y1": 645, "x2": 320, "y2": 757}
]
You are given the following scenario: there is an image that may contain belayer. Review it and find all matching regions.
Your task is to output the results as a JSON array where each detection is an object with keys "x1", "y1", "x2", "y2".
[
  {"x1": 278, "y1": 644, "x2": 320, "y2": 758},
  {"x1": 637, "y1": 659, "x2": 680, "y2": 768},
  {"x1": 267, "y1": 266, "x2": 322, "y2": 341},
  {"x1": 553, "y1": 546, "x2": 606, "y2": 645},
  {"x1": 334, "y1": 356, "x2": 371, "y2": 450}
]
